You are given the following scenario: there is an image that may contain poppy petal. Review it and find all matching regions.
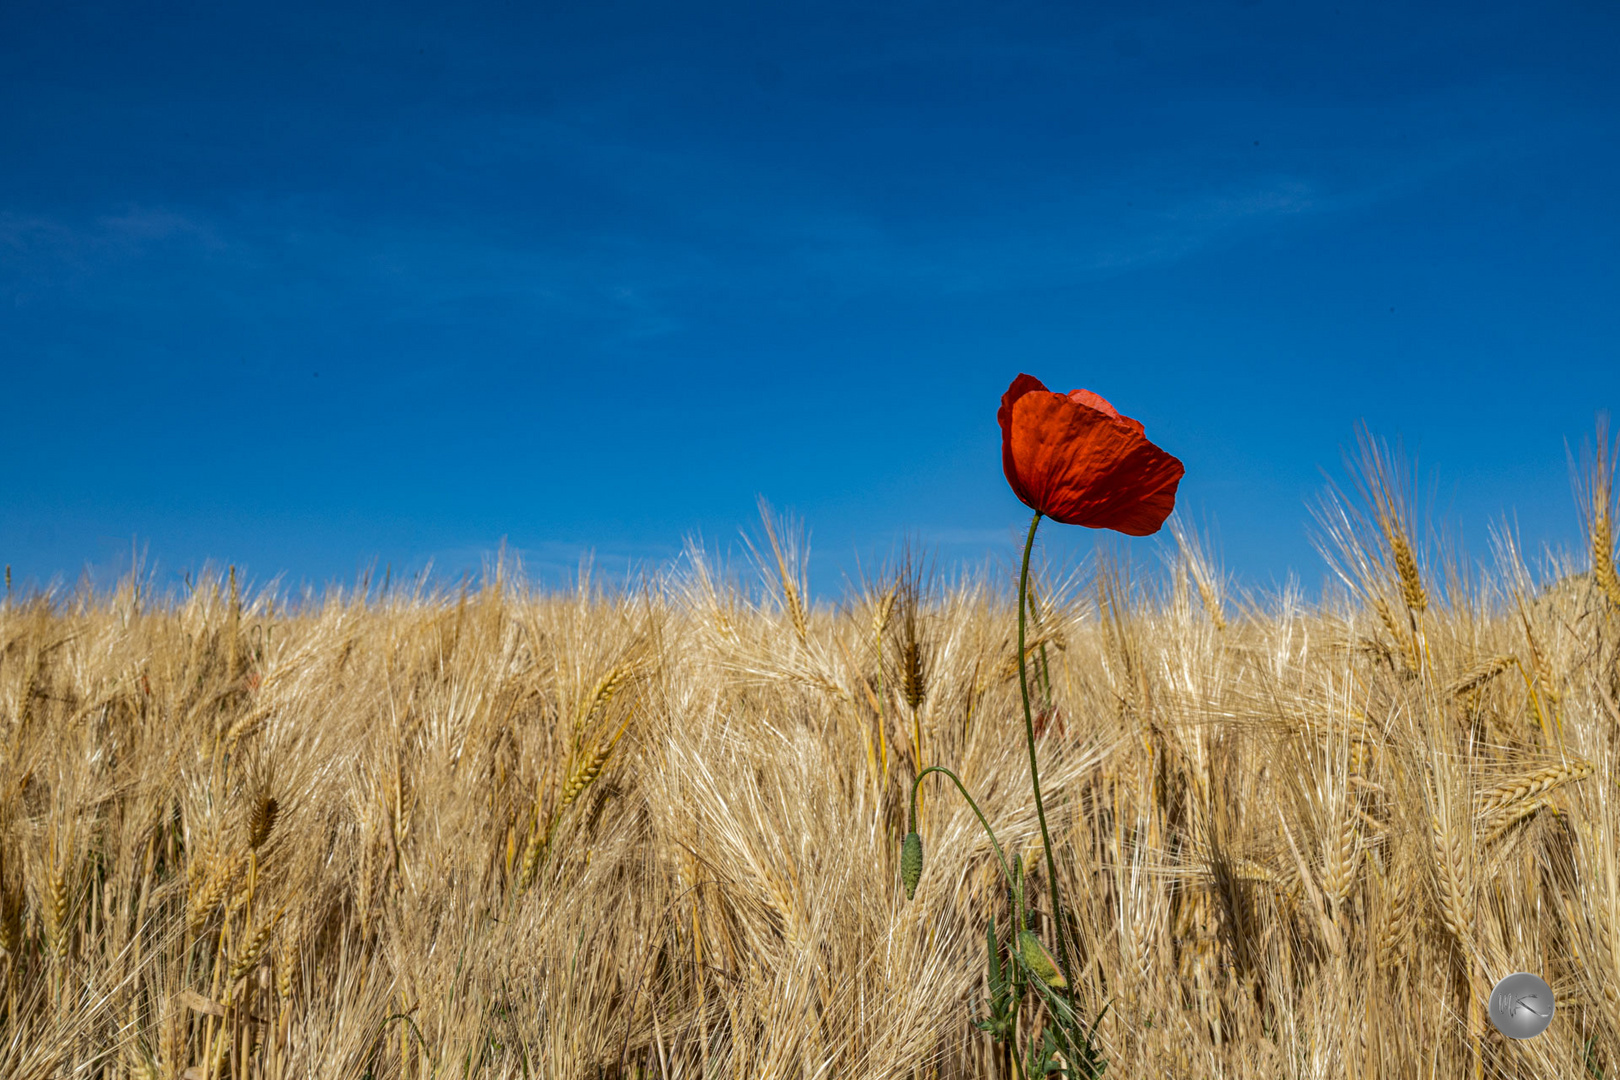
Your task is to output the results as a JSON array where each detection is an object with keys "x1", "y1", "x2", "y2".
[
  {"x1": 998, "y1": 373, "x2": 1052, "y2": 511},
  {"x1": 1065, "y1": 388, "x2": 1121, "y2": 420}
]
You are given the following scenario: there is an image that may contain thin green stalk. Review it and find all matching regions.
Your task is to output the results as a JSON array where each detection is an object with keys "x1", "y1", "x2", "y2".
[
  {"x1": 908, "y1": 765, "x2": 1016, "y2": 891},
  {"x1": 1038, "y1": 642, "x2": 1053, "y2": 707},
  {"x1": 1016, "y1": 510, "x2": 1073, "y2": 991},
  {"x1": 906, "y1": 766, "x2": 1029, "y2": 1080},
  {"x1": 876, "y1": 619, "x2": 890, "y2": 787}
]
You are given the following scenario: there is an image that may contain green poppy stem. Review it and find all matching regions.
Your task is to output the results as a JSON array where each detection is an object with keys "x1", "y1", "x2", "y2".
[
  {"x1": 907, "y1": 766, "x2": 1031, "y2": 1080},
  {"x1": 1017, "y1": 510, "x2": 1073, "y2": 992},
  {"x1": 908, "y1": 765, "x2": 1016, "y2": 893}
]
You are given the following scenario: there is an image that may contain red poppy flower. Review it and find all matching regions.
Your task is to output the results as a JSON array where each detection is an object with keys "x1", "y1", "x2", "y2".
[{"x1": 999, "y1": 373, "x2": 1184, "y2": 536}]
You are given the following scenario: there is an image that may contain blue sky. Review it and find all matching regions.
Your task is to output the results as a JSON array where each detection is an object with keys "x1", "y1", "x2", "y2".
[{"x1": 2, "y1": 1, "x2": 1617, "y2": 605}]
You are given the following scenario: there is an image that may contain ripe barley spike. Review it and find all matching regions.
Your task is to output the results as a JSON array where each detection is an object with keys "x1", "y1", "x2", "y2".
[
  {"x1": 901, "y1": 641, "x2": 925, "y2": 711},
  {"x1": 248, "y1": 795, "x2": 280, "y2": 851}
]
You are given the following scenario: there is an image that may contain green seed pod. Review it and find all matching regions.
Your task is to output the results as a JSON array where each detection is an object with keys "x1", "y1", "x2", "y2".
[
  {"x1": 901, "y1": 832, "x2": 923, "y2": 900},
  {"x1": 1018, "y1": 930, "x2": 1067, "y2": 988}
]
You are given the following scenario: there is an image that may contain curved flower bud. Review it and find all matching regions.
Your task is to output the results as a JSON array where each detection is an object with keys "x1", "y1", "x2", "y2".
[
  {"x1": 901, "y1": 831, "x2": 923, "y2": 900},
  {"x1": 1018, "y1": 929, "x2": 1067, "y2": 988}
]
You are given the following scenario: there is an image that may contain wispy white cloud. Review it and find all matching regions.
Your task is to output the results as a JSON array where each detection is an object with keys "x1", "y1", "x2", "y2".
[
  {"x1": 0, "y1": 89, "x2": 1508, "y2": 335},
  {"x1": 405, "y1": 538, "x2": 683, "y2": 586},
  {"x1": 0, "y1": 206, "x2": 224, "y2": 264},
  {"x1": 1, "y1": 205, "x2": 231, "y2": 311}
]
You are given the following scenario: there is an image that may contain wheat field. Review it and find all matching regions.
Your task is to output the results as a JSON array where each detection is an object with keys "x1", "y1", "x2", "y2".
[{"x1": 3, "y1": 467, "x2": 1620, "y2": 1079}]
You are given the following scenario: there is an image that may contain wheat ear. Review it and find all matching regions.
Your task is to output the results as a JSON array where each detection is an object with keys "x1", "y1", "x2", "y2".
[
  {"x1": 521, "y1": 716, "x2": 633, "y2": 890},
  {"x1": 1478, "y1": 759, "x2": 1593, "y2": 818},
  {"x1": 228, "y1": 902, "x2": 290, "y2": 985},
  {"x1": 872, "y1": 586, "x2": 897, "y2": 641},
  {"x1": 1377, "y1": 860, "x2": 1413, "y2": 963},
  {"x1": 189, "y1": 849, "x2": 247, "y2": 932},
  {"x1": 561, "y1": 717, "x2": 631, "y2": 809},
  {"x1": 1386, "y1": 524, "x2": 1428, "y2": 615},
  {"x1": 900, "y1": 640, "x2": 925, "y2": 711},
  {"x1": 1428, "y1": 809, "x2": 1472, "y2": 950},
  {"x1": 576, "y1": 659, "x2": 644, "y2": 732},
  {"x1": 1448, "y1": 655, "x2": 1516, "y2": 698},
  {"x1": 1370, "y1": 595, "x2": 1418, "y2": 672},
  {"x1": 247, "y1": 794, "x2": 280, "y2": 851},
  {"x1": 44, "y1": 851, "x2": 70, "y2": 961},
  {"x1": 0, "y1": 884, "x2": 21, "y2": 960},
  {"x1": 1322, "y1": 812, "x2": 1361, "y2": 912},
  {"x1": 1594, "y1": 512, "x2": 1620, "y2": 608},
  {"x1": 1196, "y1": 579, "x2": 1227, "y2": 631},
  {"x1": 275, "y1": 915, "x2": 300, "y2": 1002},
  {"x1": 781, "y1": 576, "x2": 810, "y2": 645},
  {"x1": 1482, "y1": 797, "x2": 1557, "y2": 845}
]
